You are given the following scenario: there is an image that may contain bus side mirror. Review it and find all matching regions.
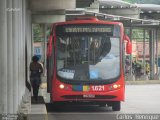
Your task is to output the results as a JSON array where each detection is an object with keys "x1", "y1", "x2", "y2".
[{"x1": 123, "y1": 35, "x2": 132, "y2": 54}]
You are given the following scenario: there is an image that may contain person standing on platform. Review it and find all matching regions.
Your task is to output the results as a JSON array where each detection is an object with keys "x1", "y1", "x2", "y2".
[{"x1": 30, "y1": 55, "x2": 43, "y2": 102}]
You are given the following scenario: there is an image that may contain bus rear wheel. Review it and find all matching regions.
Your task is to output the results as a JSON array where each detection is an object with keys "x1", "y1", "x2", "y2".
[{"x1": 112, "y1": 101, "x2": 121, "y2": 111}]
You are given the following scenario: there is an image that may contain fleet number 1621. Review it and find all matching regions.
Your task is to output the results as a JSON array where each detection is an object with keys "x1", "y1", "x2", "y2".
[{"x1": 91, "y1": 85, "x2": 105, "y2": 91}]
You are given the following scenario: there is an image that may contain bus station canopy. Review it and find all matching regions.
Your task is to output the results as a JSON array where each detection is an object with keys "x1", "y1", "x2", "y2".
[
  {"x1": 99, "y1": 0, "x2": 137, "y2": 9},
  {"x1": 74, "y1": 0, "x2": 160, "y2": 28},
  {"x1": 66, "y1": 9, "x2": 160, "y2": 28}
]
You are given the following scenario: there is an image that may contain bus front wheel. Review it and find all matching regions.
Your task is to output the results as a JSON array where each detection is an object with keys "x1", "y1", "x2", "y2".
[{"x1": 112, "y1": 101, "x2": 121, "y2": 111}]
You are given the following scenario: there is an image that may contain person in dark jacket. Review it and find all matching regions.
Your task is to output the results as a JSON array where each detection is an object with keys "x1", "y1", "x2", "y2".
[{"x1": 30, "y1": 55, "x2": 43, "y2": 102}]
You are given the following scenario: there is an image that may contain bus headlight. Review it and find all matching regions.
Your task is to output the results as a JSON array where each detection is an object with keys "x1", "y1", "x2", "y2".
[
  {"x1": 109, "y1": 84, "x2": 121, "y2": 90},
  {"x1": 59, "y1": 84, "x2": 65, "y2": 89},
  {"x1": 113, "y1": 84, "x2": 118, "y2": 89}
]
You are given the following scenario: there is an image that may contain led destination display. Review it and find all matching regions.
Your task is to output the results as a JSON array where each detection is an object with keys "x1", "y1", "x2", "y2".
[
  {"x1": 65, "y1": 27, "x2": 112, "y2": 33},
  {"x1": 56, "y1": 24, "x2": 116, "y2": 36}
]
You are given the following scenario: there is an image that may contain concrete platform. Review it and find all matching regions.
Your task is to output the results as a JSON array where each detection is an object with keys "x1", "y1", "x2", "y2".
[{"x1": 29, "y1": 96, "x2": 48, "y2": 120}]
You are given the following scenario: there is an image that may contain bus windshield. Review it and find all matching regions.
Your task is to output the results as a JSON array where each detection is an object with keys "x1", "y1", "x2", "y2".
[
  {"x1": 56, "y1": 35, "x2": 120, "y2": 81},
  {"x1": 55, "y1": 24, "x2": 121, "y2": 81}
]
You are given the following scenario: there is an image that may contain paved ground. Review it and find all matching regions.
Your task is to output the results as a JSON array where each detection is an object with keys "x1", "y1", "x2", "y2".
[{"x1": 122, "y1": 84, "x2": 160, "y2": 114}]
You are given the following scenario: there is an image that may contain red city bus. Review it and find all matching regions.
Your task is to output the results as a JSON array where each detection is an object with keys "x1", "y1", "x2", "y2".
[{"x1": 47, "y1": 17, "x2": 132, "y2": 111}]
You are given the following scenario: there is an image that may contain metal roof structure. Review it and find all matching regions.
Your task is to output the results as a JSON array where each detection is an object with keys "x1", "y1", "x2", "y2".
[
  {"x1": 98, "y1": 1, "x2": 160, "y2": 20},
  {"x1": 137, "y1": 4, "x2": 160, "y2": 13},
  {"x1": 99, "y1": 0, "x2": 137, "y2": 8},
  {"x1": 136, "y1": 4, "x2": 160, "y2": 20},
  {"x1": 76, "y1": 0, "x2": 95, "y2": 8},
  {"x1": 66, "y1": 9, "x2": 160, "y2": 28},
  {"x1": 66, "y1": 0, "x2": 160, "y2": 28}
]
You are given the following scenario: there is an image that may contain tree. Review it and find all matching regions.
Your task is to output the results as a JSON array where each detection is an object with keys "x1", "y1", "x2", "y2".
[
  {"x1": 33, "y1": 24, "x2": 51, "y2": 42},
  {"x1": 33, "y1": 24, "x2": 43, "y2": 42}
]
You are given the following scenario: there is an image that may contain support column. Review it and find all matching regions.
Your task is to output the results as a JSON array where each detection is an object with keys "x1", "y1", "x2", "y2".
[
  {"x1": 26, "y1": 10, "x2": 32, "y2": 87},
  {"x1": 18, "y1": 0, "x2": 27, "y2": 112},
  {"x1": 22, "y1": 0, "x2": 27, "y2": 96},
  {"x1": 0, "y1": 0, "x2": 8, "y2": 114},
  {"x1": 126, "y1": 27, "x2": 135, "y2": 81},
  {"x1": 31, "y1": 24, "x2": 34, "y2": 56},
  {"x1": 17, "y1": 0, "x2": 24, "y2": 105},
  {"x1": 129, "y1": 27, "x2": 133, "y2": 76},
  {"x1": 13, "y1": 0, "x2": 19, "y2": 113},
  {"x1": 140, "y1": 29, "x2": 149, "y2": 80},
  {"x1": 153, "y1": 30, "x2": 156, "y2": 78},
  {"x1": 149, "y1": 30, "x2": 155, "y2": 80},
  {"x1": 155, "y1": 29, "x2": 159, "y2": 76},
  {"x1": 143, "y1": 29, "x2": 146, "y2": 75},
  {"x1": 18, "y1": 0, "x2": 32, "y2": 114},
  {"x1": 7, "y1": 0, "x2": 14, "y2": 113},
  {"x1": 43, "y1": 24, "x2": 47, "y2": 76},
  {"x1": 18, "y1": 0, "x2": 32, "y2": 115},
  {"x1": 26, "y1": 10, "x2": 32, "y2": 112},
  {"x1": 20, "y1": 2, "x2": 32, "y2": 114}
]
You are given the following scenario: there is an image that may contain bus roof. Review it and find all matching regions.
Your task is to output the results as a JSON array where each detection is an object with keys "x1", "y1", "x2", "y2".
[{"x1": 53, "y1": 17, "x2": 123, "y2": 26}]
